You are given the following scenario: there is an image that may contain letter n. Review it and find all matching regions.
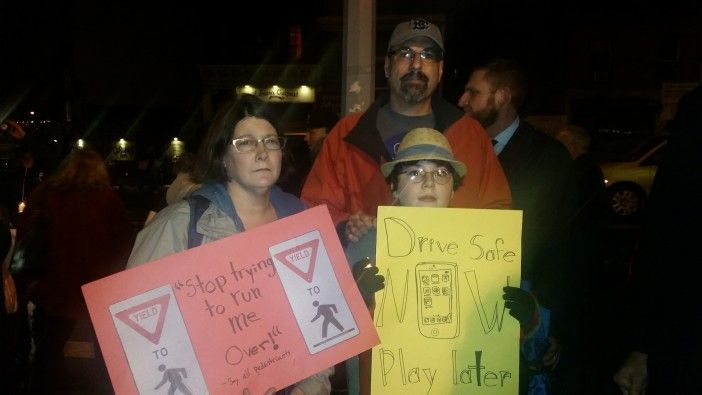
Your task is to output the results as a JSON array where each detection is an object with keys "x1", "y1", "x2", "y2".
[{"x1": 375, "y1": 269, "x2": 410, "y2": 327}]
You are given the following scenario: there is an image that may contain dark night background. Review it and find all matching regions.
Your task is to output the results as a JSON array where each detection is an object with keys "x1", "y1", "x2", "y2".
[
  {"x1": 1, "y1": 0, "x2": 701, "y2": 176},
  {"x1": 1, "y1": 2, "x2": 700, "y2": 393}
]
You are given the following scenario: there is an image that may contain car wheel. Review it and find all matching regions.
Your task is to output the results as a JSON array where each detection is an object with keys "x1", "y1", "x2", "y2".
[{"x1": 608, "y1": 183, "x2": 645, "y2": 218}]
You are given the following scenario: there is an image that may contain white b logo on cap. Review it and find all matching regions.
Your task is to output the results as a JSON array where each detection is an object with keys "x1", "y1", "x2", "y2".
[{"x1": 411, "y1": 18, "x2": 430, "y2": 31}]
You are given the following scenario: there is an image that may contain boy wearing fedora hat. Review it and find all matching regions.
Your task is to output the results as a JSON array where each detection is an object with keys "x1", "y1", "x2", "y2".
[
  {"x1": 346, "y1": 127, "x2": 466, "y2": 250},
  {"x1": 345, "y1": 128, "x2": 538, "y2": 395},
  {"x1": 344, "y1": 127, "x2": 467, "y2": 395},
  {"x1": 382, "y1": 127, "x2": 466, "y2": 207}
]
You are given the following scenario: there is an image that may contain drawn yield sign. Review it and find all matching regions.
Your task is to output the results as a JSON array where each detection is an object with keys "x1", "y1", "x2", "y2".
[
  {"x1": 114, "y1": 294, "x2": 170, "y2": 345},
  {"x1": 273, "y1": 239, "x2": 320, "y2": 283}
]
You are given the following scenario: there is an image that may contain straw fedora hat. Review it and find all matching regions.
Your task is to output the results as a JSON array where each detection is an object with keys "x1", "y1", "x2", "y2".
[{"x1": 380, "y1": 128, "x2": 467, "y2": 178}]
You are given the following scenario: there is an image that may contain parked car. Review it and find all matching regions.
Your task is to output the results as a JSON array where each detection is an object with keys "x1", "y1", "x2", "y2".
[{"x1": 600, "y1": 136, "x2": 668, "y2": 218}]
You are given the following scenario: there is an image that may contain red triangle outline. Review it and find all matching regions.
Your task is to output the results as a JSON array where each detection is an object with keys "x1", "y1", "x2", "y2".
[
  {"x1": 114, "y1": 294, "x2": 170, "y2": 345},
  {"x1": 273, "y1": 239, "x2": 319, "y2": 283}
]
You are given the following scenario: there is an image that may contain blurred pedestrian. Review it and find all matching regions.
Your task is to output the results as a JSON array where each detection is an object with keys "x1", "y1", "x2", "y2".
[
  {"x1": 278, "y1": 108, "x2": 341, "y2": 197},
  {"x1": 0, "y1": 120, "x2": 27, "y2": 140},
  {"x1": 554, "y1": 124, "x2": 614, "y2": 393},
  {"x1": 301, "y1": 17, "x2": 511, "y2": 238},
  {"x1": 459, "y1": 58, "x2": 578, "y2": 395},
  {"x1": 0, "y1": 145, "x2": 45, "y2": 225},
  {"x1": 555, "y1": 125, "x2": 608, "y2": 219},
  {"x1": 126, "y1": 94, "x2": 332, "y2": 394},
  {"x1": 613, "y1": 86, "x2": 702, "y2": 395},
  {"x1": 165, "y1": 152, "x2": 199, "y2": 205},
  {"x1": 305, "y1": 108, "x2": 339, "y2": 160},
  {"x1": 17, "y1": 148, "x2": 135, "y2": 393},
  {"x1": 1, "y1": 210, "x2": 32, "y2": 394}
]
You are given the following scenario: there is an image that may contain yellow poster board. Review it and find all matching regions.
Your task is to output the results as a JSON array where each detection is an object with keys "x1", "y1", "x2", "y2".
[{"x1": 371, "y1": 206, "x2": 522, "y2": 394}]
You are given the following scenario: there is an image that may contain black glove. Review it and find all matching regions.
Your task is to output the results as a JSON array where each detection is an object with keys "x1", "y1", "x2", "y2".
[
  {"x1": 352, "y1": 258, "x2": 385, "y2": 304},
  {"x1": 503, "y1": 286, "x2": 537, "y2": 327}
]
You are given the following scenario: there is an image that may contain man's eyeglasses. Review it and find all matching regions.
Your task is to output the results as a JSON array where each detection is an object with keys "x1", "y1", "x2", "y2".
[
  {"x1": 231, "y1": 136, "x2": 287, "y2": 153},
  {"x1": 400, "y1": 167, "x2": 452, "y2": 184},
  {"x1": 389, "y1": 47, "x2": 442, "y2": 63}
]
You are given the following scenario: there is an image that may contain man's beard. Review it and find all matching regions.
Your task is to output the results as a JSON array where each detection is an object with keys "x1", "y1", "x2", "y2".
[
  {"x1": 471, "y1": 104, "x2": 499, "y2": 129},
  {"x1": 399, "y1": 70, "x2": 429, "y2": 103}
]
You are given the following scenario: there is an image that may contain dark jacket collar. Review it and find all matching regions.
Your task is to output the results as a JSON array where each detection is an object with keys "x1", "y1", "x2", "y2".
[{"x1": 344, "y1": 93, "x2": 464, "y2": 164}]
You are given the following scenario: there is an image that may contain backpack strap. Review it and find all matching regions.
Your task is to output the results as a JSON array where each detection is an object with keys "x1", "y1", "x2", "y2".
[{"x1": 187, "y1": 195, "x2": 210, "y2": 249}]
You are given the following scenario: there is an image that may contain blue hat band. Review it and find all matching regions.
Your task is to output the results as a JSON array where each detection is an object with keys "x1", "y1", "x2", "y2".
[{"x1": 394, "y1": 144, "x2": 454, "y2": 161}]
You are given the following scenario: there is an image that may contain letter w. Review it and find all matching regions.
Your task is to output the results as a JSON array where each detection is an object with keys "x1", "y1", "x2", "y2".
[
  {"x1": 464, "y1": 270, "x2": 506, "y2": 334},
  {"x1": 374, "y1": 269, "x2": 409, "y2": 327}
]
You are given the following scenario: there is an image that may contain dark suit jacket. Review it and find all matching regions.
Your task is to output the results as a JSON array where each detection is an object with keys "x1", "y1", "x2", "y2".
[
  {"x1": 632, "y1": 86, "x2": 702, "y2": 393},
  {"x1": 498, "y1": 121, "x2": 577, "y2": 314}
]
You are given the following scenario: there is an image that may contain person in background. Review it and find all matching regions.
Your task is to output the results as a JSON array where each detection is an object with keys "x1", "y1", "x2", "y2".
[
  {"x1": 1, "y1": 211, "x2": 29, "y2": 394},
  {"x1": 0, "y1": 120, "x2": 27, "y2": 140},
  {"x1": 458, "y1": 58, "x2": 578, "y2": 395},
  {"x1": 165, "y1": 152, "x2": 199, "y2": 205},
  {"x1": 301, "y1": 17, "x2": 511, "y2": 241},
  {"x1": 555, "y1": 125, "x2": 608, "y2": 218},
  {"x1": 277, "y1": 108, "x2": 341, "y2": 198},
  {"x1": 305, "y1": 108, "x2": 340, "y2": 161},
  {"x1": 554, "y1": 124, "x2": 613, "y2": 393},
  {"x1": 18, "y1": 148, "x2": 135, "y2": 393},
  {"x1": 126, "y1": 94, "x2": 332, "y2": 394},
  {"x1": 1, "y1": 144, "x2": 45, "y2": 225},
  {"x1": 613, "y1": 86, "x2": 702, "y2": 395}
]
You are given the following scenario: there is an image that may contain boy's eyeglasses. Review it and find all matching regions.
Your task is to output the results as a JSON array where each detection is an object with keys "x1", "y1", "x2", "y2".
[{"x1": 400, "y1": 167, "x2": 452, "y2": 184}]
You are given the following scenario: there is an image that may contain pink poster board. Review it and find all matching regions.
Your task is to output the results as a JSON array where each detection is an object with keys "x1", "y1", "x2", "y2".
[{"x1": 82, "y1": 205, "x2": 379, "y2": 394}]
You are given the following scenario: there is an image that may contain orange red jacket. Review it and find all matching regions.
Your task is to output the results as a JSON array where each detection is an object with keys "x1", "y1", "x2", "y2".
[{"x1": 301, "y1": 95, "x2": 512, "y2": 224}]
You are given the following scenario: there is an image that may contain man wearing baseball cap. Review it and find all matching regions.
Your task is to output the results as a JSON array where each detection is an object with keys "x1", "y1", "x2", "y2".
[{"x1": 302, "y1": 18, "x2": 511, "y2": 242}]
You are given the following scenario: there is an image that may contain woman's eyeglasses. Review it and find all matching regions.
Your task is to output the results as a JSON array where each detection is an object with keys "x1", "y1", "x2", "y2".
[
  {"x1": 231, "y1": 136, "x2": 287, "y2": 153},
  {"x1": 400, "y1": 167, "x2": 452, "y2": 184}
]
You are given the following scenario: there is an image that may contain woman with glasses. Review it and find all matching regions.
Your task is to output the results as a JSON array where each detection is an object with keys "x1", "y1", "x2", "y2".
[{"x1": 127, "y1": 94, "x2": 332, "y2": 394}]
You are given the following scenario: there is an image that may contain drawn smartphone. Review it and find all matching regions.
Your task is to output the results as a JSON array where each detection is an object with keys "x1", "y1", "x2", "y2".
[{"x1": 415, "y1": 262, "x2": 459, "y2": 339}]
